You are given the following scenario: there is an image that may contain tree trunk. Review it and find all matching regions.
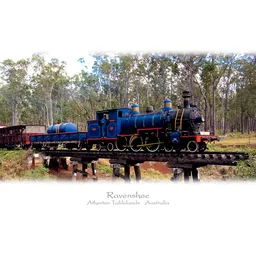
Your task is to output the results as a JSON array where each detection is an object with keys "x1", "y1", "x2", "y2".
[
  {"x1": 146, "y1": 84, "x2": 149, "y2": 106},
  {"x1": 247, "y1": 116, "x2": 250, "y2": 134},
  {"x1": 224, "y1": 90, "x2": 228, "y2": 134},
  {"x1": 11, "y1": 103, "x2": 18, "y2": 126},
  {"x1": 221, "y1": 95, "x2": 224, "y2": 135},
  {"x1": 43, "y1": 106, "x2": 46, "y2": 126},
  {"x1": 49, "y1": 88, "x2": 53, "y2": 125},
  {"x1": 45, "y1": 103, "x2": 49, "y2": 127},
  {"x1": 189, "y1": 71, "x2": 195, "y2": 104},
  {"x1": 241, "y1": 109, "x2": 244, "y2": 134},
  {"x1": 212, "y1": 81, "x2": 216, "y2": 135},
  {"x1": 204, "y1": 99, "x2": 208, "y2": 131},
  {"x1": 125, "y1": 77, "x2": 129, "y2": 107},
  {"x1": 108, "y1": 74, "x2": 112, "y2": 109}
]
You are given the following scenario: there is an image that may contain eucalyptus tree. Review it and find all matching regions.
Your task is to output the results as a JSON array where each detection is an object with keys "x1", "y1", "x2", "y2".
[
  {"x1": 91, "y1": 53, "x2": 114, "y2": 108},
  {"x1": 114, "y1": 54, "x2": 137, "y2": 107},
  {"x1": 218, "y1": 54, "x2": 238, "y2": 134},
  {"x1": 0, "y1": 95, "x2": 11, "y2": 124},
  {"x1": 145, "y1": 53, "x2": 172, "y2": 108},
  {"x1": 194, "y1": 54, "x2": 236, "y2": 134},
  {"x1": 70, "y1": 69, "x2": 100, "y2": 126},
  {"x1": 0, "y1": 58, "x2": 30, "y2": 125},
  {"x1": 175, "y1": 54, "x2": 206, "y2": 106},
  {"x1": 234, "y1": 54, "x2": 256, "y2": 133},
  {"x1": 31, "y1": 54, "x2": 68, "y2": 126},
  {"x1": 133, "y1": 53, "x2": 153, "y2": 106},
  {"x1": 132, "y1": 53, "x2": 178, "y2": 110}
]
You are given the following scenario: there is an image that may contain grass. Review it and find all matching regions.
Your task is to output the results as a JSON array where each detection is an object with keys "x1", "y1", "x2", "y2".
[
  {"x1": 0, "y1": 149, "x2": 54, "y2": 181},
  {"x1": 218, "y1": 137, "x2": 256, "y2": 146},
  {"x1": 203, "y1": 134, "x2": 256, "y2": 180},
  {"x1": 23, "y1": 166, "x2": 55, "y2": 180},
  {"x1": 199, "y1": 159, "x2": 256, "y2": 181},
  {"x1": 0, "y1": 149, "x2": 24, "y2": 161},
  {"x1": 206, "y1": 141, "x2": 256, "y2": 154},
  {"x1": 218, "y1": 131, "x2": 256, "y2": 138},
  {"x1": 133, "y1": 168, "x2": 170, "y2": 181}
]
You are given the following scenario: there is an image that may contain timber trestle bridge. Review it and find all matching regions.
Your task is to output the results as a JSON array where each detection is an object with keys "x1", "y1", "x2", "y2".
[{"x1": 36, "y1": 150, "x2": 249, "y2": 182}]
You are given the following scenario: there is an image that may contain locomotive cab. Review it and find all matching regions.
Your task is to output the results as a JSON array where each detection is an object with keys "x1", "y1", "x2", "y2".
[
  {"x1": 93, "y1": 108, "x2": 131, "y2": 138},
  {"x1": 86, "y1": 108, "x2": 131, "y2": 151}
]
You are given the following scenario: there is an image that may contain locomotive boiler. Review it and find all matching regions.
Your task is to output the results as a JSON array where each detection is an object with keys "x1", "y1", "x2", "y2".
[{"x1": 115, "y1": 90, "x2": 214, "y2": 152}]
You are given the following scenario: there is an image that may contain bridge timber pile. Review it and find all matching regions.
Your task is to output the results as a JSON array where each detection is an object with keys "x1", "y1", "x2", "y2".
[{"x1": 38, "y1": 150, "x2": 249, "y2": 182}]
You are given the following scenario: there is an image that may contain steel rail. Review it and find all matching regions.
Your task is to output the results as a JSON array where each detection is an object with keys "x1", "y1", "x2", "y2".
[{"x1": 41, "y1": 149, "x2": 249, "y2": 166}]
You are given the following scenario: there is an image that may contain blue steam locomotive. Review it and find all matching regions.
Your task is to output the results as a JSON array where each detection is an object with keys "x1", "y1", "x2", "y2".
[{"x1": 30, "y1": 91, "x2": 219, "y2": 153}]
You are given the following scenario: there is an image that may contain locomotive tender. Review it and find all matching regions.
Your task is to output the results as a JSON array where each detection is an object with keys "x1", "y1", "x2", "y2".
[{"x1": 30, "y1": 91, "x2": 219, "y2": 153}]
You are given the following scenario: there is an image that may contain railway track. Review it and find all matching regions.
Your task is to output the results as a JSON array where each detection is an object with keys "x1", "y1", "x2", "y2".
[
  {"x1": 41, "y1": 150, "x2": 249, "y2": 167},
  {"x1": 35, "y1": 149, "x2": 251, "y2": 182}
]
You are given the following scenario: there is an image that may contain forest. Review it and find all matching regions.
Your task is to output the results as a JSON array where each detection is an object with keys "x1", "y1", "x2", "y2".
[{"x1": 0, "y1": 52, "x2": 255, "y2": 135}]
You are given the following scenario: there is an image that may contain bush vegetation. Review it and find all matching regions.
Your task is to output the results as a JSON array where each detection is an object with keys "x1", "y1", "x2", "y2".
[{"x1": 0, "y1": 150, "x2": 54, "y2": 180}]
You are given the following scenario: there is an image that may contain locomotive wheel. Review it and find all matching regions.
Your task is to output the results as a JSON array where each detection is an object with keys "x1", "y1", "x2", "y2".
[
  {"x1": 115, "y1": 136, "x2": 127, "y2": 151},
  {"x1": 164, "y1": 145, "x2": 173, "y2": 152},
  {"x1": 145, "y1": 134, "x2": 160, "y2": 152},
  {"x1": 187, "y1": 141, "x2": 199, "y2": 153},
  {"x1": 96, "y1": 144, "x2": 102, "y2": 151},
  {"x1": 129, "y1": 136, "x2": 143, "y2": 152},
  {"x1": 107, "y1": 142, "x2": 114, "y2": 151}
]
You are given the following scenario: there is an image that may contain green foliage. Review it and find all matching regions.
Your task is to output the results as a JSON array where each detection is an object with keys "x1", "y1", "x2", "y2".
[
  {"x1": 0, "y1": 58, "x2": 31, "y2": 125},
  {"x1": 96, "y1": 160, "x2": 112, "y2": 174},
  {"x1": 235, "y1": 159, "x2": 256, "y2": 180},
  {"x1": 31, "y1": 54, "x2": 68, "y2": 126},
  {"x1": 0, "y1": 150, "x2": 54, "y2": 180},
  {"x1": 23, "y1": 166, "x2": 55, "y2": 180}
]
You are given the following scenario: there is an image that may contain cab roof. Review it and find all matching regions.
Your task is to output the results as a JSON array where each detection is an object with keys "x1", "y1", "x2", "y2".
[{"x1": 96, "y1": 108, "x2": 131, "y2": 114}]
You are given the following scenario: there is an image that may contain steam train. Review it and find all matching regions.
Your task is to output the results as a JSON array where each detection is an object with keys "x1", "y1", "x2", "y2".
[{"x1": 29, "y1": 91, "x2": 219, "y2": 153}]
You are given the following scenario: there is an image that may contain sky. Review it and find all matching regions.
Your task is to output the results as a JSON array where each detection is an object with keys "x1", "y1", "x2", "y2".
[{"x1": 1, "y1": 0, "x2": 255, "y2": 76}]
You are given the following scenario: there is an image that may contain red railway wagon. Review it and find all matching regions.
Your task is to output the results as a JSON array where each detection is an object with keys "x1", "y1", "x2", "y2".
[{"x1": 0, "y1": 125, "x2": 45, "y2": 149}]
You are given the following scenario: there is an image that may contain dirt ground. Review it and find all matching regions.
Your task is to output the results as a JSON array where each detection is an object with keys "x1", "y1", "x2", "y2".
[
  {"x1": 140, "y1": 162, "x2": 170, "y2": 174},
  {"x1": 47, "y1": 158, "x2": 238, "y2": 182},
  {"x1": 48, "y1": 159, "x2": 172, "y2": 181},
  {"x1": 48, "y1": 162, "x2": 112, "y2": 181}
]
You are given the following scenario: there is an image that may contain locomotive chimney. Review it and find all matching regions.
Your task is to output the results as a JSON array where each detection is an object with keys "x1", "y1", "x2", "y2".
[
  {"x1": 182, "y1": 90, "x2": 192, "y2": 109},
  {"x1": 146, "y1": 106, "x2": 154, "y2": 113}
]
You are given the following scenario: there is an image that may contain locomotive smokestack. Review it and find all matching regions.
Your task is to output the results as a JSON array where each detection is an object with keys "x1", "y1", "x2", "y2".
[
  {"x1": 182, "y1": 90, "x2": 192, "y2": 109},
  {"x1": 146, "y1": 106, "x2": 154, "y2": 113}
]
